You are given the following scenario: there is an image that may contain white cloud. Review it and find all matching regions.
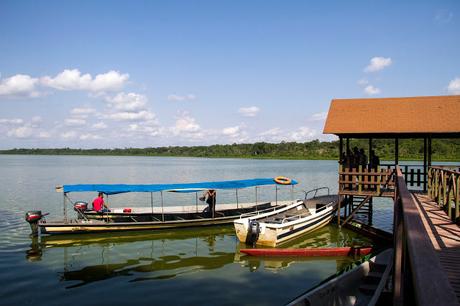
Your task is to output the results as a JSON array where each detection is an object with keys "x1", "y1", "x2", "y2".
[
  {"x1": 222, "y1": 126, "x2": 241, "y2": 137},
  {"x1": 7, "y1": 126, "x2": 34, "y2": 138},
  {"x1": 71, "y1": 107, "x2": 96, "y2": 117},
  {"x1": 61, "y1": 131, "x2": 78, "y2": 139},
  {"x1": 91, "y1": 71, "x2": 129, "y2": 92},
  {"x1": 38, "y1": 131, "x2": 51, "y2": 138},
  {"x1": 310, "y1": 112, "x2": 327, "y2": 121},
  {"x1": 65, "y1": 118, "x2": 86, "y2": 126},
  {"x1": 447, "y1": 77, "x2": 460, "y2": 95},
  {"x1": 357, "y1": 79, "x2": 368, "y2": 86},
  {"x1": 364, "y1": 85, "x2": 381, "y2": 95},
  {"x1": 80, "y1": 133, "x2": 101, "y2": 140},
  {"x1": 31, "y1": 116, "x2": 42, "y2": 124},
  {"x1": 238, "y1": 106, "x2": 260, "y2": 117},
  {"x1": 288, "y1": 127, "x2": 317, "y2": 142},
  {"x1": 0, "y1": 74, "x2": 40, "y2": 97},
  {"x1": 107, "y1": 110, "x2": 155, "y2": 122},
  {"x1": 259, "y1": 128, "x2": 282, "y2": 136},
  {"x1": 172, "y1": 113, "x2": 201, "y2": 134},
  {"x1": 364, "y1": 57, "x2": 392, "y2": 73},
  {"x1": 106, "y1": 92, "x2": 147, "y2": 112},
  {"x1": 92, "y1": 122, "x2": 108, "y2": 129},
  {"x1": 127, "y1": 122, "x2": 162, "y2": 136},
  {"x1": 41, "y1": 69, "x2": 129, "y2": 92},
  {"x1": 167, "y1": 94, "x2": 196, "y2": 102},
  {"x1": 0, "y1": 118, "x2": 24, "y2": 125}
]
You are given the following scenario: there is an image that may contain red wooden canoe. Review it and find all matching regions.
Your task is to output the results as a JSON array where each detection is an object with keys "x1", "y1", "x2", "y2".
[{"x1": 240, "y1": 246, "x2": 372, "y2": 257}]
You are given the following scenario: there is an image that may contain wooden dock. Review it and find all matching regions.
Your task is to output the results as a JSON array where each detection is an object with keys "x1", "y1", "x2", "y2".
[{"x1": 414, "y1": 193, "x2": 460, "y2": 301}]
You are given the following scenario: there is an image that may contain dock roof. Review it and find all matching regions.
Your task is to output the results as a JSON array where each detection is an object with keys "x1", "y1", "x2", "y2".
[{"x1": 323, "y1": 95, "x2": 460, "y2": 137}]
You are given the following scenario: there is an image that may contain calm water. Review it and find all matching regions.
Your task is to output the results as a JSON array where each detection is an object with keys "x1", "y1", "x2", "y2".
[{"x1": 0, "y1": 155, "x2": 384, "y2": 306}]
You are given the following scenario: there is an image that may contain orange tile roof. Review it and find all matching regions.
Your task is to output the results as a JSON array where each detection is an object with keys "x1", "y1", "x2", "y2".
[{"x1": 323, "y1": 95, "x2": 460, "y2": 135}]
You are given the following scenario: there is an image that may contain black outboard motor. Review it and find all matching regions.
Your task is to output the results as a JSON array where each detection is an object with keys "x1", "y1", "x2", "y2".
[
  {"x1": 25, "y1": 211, "x2": 43, "y2": 236},
  {"x1": 245, "y1": 220, "x2": 261, "y2": 246}
]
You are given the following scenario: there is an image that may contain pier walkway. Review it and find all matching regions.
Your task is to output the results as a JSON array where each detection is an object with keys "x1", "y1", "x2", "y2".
[{"x1": 414, "y1": 193, "x2": 460, "y2": 301}]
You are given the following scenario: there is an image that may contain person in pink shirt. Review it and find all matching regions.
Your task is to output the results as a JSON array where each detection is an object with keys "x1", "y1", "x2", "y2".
[{"x1": 92, "y1": 192, "x2": 108, "y2": 212}]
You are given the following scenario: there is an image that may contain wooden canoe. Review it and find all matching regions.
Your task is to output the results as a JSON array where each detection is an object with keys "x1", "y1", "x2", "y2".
[{"x1": 240, "y1": 246, "x2": 372, "y2": 257}]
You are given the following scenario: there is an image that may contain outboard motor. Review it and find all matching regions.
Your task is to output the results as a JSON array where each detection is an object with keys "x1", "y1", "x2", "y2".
[
  {"x1": 25, "y1": 211, "x2": 43, "y2": 236},
  {"x1": 74, "y1": 201, "x2": 88, "y2": 212},
  {"x1": 245, "y1": 220, "x2": 261, "y2": 246}
]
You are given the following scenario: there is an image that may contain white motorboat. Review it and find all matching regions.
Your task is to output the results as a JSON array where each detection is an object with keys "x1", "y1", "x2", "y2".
[{"x1": 234, "y1": 187, "x2": 338, "y2": 247}]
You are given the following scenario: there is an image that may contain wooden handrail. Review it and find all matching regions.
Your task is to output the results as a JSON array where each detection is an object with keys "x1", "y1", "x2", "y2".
[
  {"x1": 393, "y1": 166, "x2": 459, "y2": 306},
  {"x1": 430, "y1": 166, "x2": 460, "y2": 175}
]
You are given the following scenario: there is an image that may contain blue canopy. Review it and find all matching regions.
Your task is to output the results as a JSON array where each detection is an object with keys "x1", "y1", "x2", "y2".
[{"x1": 63, "y1": 178, "x2": 298, "y2": 195}]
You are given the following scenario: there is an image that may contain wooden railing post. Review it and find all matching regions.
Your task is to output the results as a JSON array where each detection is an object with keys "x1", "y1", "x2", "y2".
[
  {"x1": 376, "y1": 166, "x2": 381, "y2": 195},
  {"x1": 456, "y1": 176, "x2": 460, "y2": 221},
  {"x1": 358, "y1": 165, "x2": 362, "y2": 193}
]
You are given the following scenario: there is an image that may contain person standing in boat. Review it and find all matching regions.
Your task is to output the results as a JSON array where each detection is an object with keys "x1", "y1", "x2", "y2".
[
  {"x1": 92, "y1": 192, "x2": 109, "y2": 212},
  {"x1": 204, "y1": 189, "x2": 216, "y2": 218}
]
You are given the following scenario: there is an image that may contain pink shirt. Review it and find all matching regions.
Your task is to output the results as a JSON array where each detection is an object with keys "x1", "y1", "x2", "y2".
[{"x1": 92, "y1": 197, "x2": 104, "y2": 211}]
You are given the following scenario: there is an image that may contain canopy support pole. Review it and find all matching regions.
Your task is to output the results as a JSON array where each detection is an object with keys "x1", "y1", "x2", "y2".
[
  {"x1": 236, "y1": 189, "x2": 239, "y2": 209},
  {"x1": 63, "y1": 193, "x2": 67, "y2": 222},
  {"x1": 150, "y1": 192, "x2": 154, "y2": 220},
  {"x1": 395, "y1": 138, "x2": 399, "y2": 165},
  {"x1": 275, "y1": 186, "x2": 278, "y2": 206},
  {"x1": 161, "y1": 191, "x2": 164, "y2": 222},
  {"x1": 255, "y1": 187, "x2": 258, "y2": 211}
]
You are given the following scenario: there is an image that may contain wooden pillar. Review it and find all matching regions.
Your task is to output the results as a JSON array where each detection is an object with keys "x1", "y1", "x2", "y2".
[
  {"x1": 395, "y1": 138, "x2": 399, "y2": 165},
  {"x1": 346, "y1": 137, "x2": 350, "y2": 153},
  {"x1": 428, "y1": 135, "x2": 432, "y2": 167},
  {"x1": 423, "y1": 137, "x2": 427, "y2": 192},
  {"x1": 339, "y1": 136, "x2": 343, "y2": 155}
]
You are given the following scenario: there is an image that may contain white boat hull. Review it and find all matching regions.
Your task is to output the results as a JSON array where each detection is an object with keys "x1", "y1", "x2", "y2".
[{"x1": 234, "y1": 195, "x2": 338, "y2": 247}]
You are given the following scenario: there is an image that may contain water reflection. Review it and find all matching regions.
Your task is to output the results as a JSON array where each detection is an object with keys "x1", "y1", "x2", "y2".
[
  {"x1": 235, "y1": 226, "x2": 372, "y2": 273},
  {"x1": 26, "y1": 226, "x2": 372, "y2": 289}
]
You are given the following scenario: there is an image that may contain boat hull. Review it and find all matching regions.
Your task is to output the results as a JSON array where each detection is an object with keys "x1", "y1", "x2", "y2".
[
  {"x1": 287, "y1": 248, "x2": 393, "y2": 306},
  {"x1": 40, "y1": 216, "x2": 236, "y2": 234},
  {"x1": 39, "y1": 202, "x2": 287, "y2": 234},
  {"x1": 234, "y1": 195, "x2": 338, "y2": 247},
  {"x1": 240, "y1": 247, "x2": 373, "y2": 257}
]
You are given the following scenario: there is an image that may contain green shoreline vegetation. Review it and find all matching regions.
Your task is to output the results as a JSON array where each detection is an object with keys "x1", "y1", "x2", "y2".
[{"x1": 1, "y1": 139, "x2": 460, "y2": 161}]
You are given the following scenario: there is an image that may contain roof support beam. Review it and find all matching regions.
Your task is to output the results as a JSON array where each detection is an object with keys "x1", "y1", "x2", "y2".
[{"x1": 423, "y1": 137, "x2": 427, "y2": 192}]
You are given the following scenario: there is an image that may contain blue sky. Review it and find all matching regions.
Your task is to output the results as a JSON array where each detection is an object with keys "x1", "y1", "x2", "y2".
[{"x1": 1, "y1": 0, "x2": 459, "y2": 149}]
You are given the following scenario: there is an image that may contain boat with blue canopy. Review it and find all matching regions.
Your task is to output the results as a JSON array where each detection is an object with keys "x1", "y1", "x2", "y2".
[{"x1": 25, "y1": 177, "x2": 299, "y2": 235}]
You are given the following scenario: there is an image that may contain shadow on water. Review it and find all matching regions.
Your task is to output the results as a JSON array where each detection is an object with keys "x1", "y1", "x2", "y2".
[{"x1": 25, "y1": 225, "x2": 373, "y2": 291}]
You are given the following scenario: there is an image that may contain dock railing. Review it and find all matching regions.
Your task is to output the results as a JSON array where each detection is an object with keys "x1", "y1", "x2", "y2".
[
  {"x1": 393, "y1": 165, "x2": 458, "y2": 306},
  {"x1": 338, "y1": 165, "x2": 396, "y2": 197},
  {"x1": 428, "y1": 166, "x2": 460, "y2": 222}
]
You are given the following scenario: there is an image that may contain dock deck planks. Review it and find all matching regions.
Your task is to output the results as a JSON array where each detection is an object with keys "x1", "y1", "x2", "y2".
[{"x1": 413, "y1": 193, "x2": 460, "y2": 302}]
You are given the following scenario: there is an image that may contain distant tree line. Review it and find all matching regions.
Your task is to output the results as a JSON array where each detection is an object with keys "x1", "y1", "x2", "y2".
[{"x1": 1, "y1": 139, "x2": 459, "y2": 161}]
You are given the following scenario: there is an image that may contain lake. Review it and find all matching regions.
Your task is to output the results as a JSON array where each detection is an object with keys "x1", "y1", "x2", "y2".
[{"x1": 0, "y1": 155, "x2": 388, "y2": 305}]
